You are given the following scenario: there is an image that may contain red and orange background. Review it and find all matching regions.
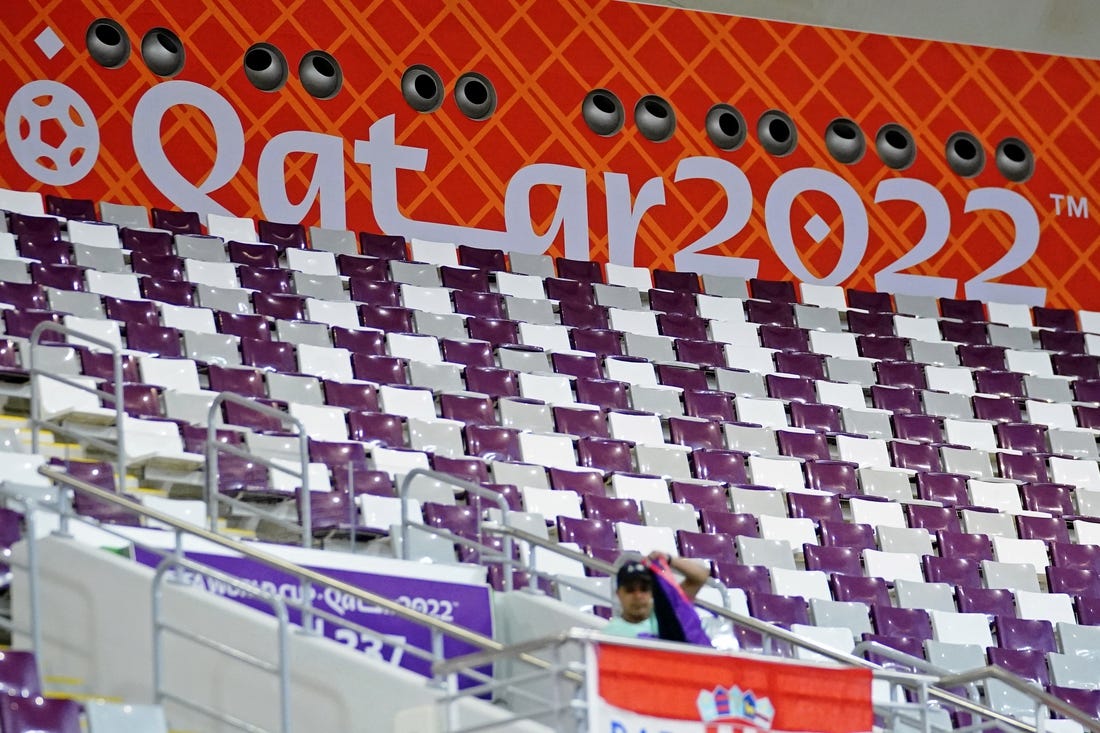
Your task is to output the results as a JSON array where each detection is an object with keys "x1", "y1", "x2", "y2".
[{"x1": 1, "y1": 0, "x2": 1099, "y2": 307}]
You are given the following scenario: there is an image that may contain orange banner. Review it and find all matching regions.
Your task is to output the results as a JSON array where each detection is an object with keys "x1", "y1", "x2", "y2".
[
  {"x1": 2, "y1": 1, "x2": 1099, "y2": 307},
  {"x1": 592, "y1": 642, "x2": 873, "y2": 732}
]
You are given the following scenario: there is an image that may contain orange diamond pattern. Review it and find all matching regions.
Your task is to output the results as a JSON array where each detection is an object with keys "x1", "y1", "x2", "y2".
[{"x1": 1, "y1": 0, "x2": 1099, "y2": 307}]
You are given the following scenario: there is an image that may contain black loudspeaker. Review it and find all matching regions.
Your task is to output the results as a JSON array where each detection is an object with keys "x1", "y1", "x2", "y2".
[
  {"x1": 757, "y1": 110, "x2": 798, "y2": 156},
  {"x1": 86, "y1": 18, "x2": 130, "y2": 69},
  {"x1": 634, "y1": 95, "x2": 676, "y2": 142},
  {"x1": 946, "y1": 132, "x2": 986, "y2": 178},
  {"x1": 825, "y1": 117, "x2": 866, "y2": 165},
  {"x1": 454, "y1": 72, "x2": 497, "y2": 121},
  {"x1": 875, "y1": 123, "x2": 917, "y2": 170},
  {"x1": 705, "y1": 104, "x2": 746, "y2": 151},
  {"x1": 299, "y1": 50, "x2": 342, "y2": 100},
  {"x1": 140, "y1": 27, "x2": 185, "y2": 77},
  {"x1": 996, "y1": 137, "x2": 1034, "y2": 183},
  {"x1": 582, "y1": 89, "x2": 624, "y2": 137},
  {"x1": 401, "y1": 65, "x2": 444, "y2": 113},
  {"x1": 243, "y1": 43, "x2": 288, "y2": 93}
]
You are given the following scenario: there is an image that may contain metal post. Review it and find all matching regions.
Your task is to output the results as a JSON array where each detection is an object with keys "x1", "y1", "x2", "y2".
[
  {"x1": 273, "y1": 599, "x2": 292, "y2": 733},
  {"x1": 24, "y1": 511, "x2": 41, "y2": 658}
]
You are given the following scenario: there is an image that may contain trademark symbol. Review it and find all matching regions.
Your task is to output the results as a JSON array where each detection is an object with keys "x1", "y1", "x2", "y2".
[{"x1": 1050, "y1": 194, "x2": 1089, "y2": 218}]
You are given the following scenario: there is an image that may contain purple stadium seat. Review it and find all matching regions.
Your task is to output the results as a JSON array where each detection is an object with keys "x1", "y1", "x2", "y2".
[
  {"x1": 544, "y1": 277, "x2": 592, "y2": 304},
  {"x1": 675, "y1": 338, "x2": 727, "y2": 368},
  {"x1": 131, "y1": 252, "x2": 184, "y2": 280},
  {"x1": 551, "y1": 352, "x2": 601, "y2": 379},
  {"x1": 804, "y1": 545, "x2": 862, "y2": 575},
  {"x1": 657, "y1": 363, "x2": 708, "y2": 391},
  {"x1": 322, "y1": 380, "x2": 379, "y2": 412},
  {"x1": 804, "y1": 460, "x2": 860, "y2": 496},
  {"x1": 857, "y1": 335, "x2": 908, "y2": 361},
  {"x1": 570, "y1": 327, "x2": 623, "y2": 357},
  {"x1": 240, "y1": 338, "x2": 295, "y2": 372},
  {"x1": 1074, "y1": 379, "x2": 1100, "y2": 405},
  {"x1": 876, "y1": 360, "x2": 926, "y2": 390},
  {"x1": 777, "y1": 430, "x2": 830, "y2": 461},
  {"x1": 548, "y1": 467, "x2": 607, "y2": 496},
  {"x1": 871, "y1": 385, "x2": 922, "y2": 414},
  {"x1": 774, "y1": 351, "x2": 826, "y2": 380},
  {"x1": 0, "y1": 651, "x2": 40, "y2": 696},
  {"x1": 916, "y1": 472, "x2": 970, "y2": 505},
  {"x1": 466, "y1": 317, "x2": 518, "y2": 346},
  {"x1": 432, "y1": 455, "x2": 489, "y2": 485},
  {"x1": 676, "y1": 530, "x2": 737, "y2": 563},
  {"x1": 558, "y1": 302, "x2": 608, "y2": 330},
  {"x1": 972, "y1": 394, "x2": 1023, "y2": 424},
  {"x1": 749, "y1": 278, "x2": 797, "y2": 303},
  {"x1": 45, "y1": 194, "x2": 96, "y2": 220},
  {"x1": 994, "y1": 611, "x2": 1051, "y2": 647},
  {"x1": 700, "y1": 510, "x2": 758, "y2": 538},
  {"x1": 553, "y1": 406, "x2": 609, "y2": 439},
  {"x1": 464, "y1": 425, "x2": 521, "y2": 462},
  {"x1": 125, "y1": 323, "x2": 182, "y2": 357},
  {"x1": 653, "y1": 269, "x2": 701, "y2": 294},
  {"x1": 350, "y1": 354, "x2": 408, "y2": 385},
  {"x1": 745, "y1": 299, "x2": 795, "y2": 327},
  {"x1": 1016, "y1": 514, "x2": 1070, "y2": 544},
  {"x1": 574, "y1": 377, "x2": 628, "y2": 410},
  {"x1": 215, "y1": 312, "x2": 270, "y2": 342},
  {"x1": 940, "y1": 298, "x2": 985, "y2": 322},
  {"x1": 831, "y1": 574, "x2": 890, "y2": 606},
  {"x1": 905, "y1": 504, "x2": 961, "y2": 533},
  {"x1": 582, "y1": 494, "x2": 640, "y2": 525},
  {"x1": 1049, "y1": 686, "x2": 1100, "y2": 719},
  {"x1": 852, "y1": 289, "x2": 903, "y2": 329},
  {"x1": 208, "y1": 365, "x2": 266, "y2": 397},
  {"x1": 102, "y1": 383, "x2": 163, "y2": 418},
  {"x1": 4, "y1": 310, "x2": 63, "y2": 342},
  {"x1": 995, "y1": 424, "x2": 1048, "y2": 456},
  {"x1": 223, "y1": 399, "x2": 287, "y2": 433},
  {"x1": 668, "y1": 417, "x2": 723, "y2": 450},
  {"x1": 0, "y1": 694, "x2": 82, "y2": 733},
  {"x1": 440, "y1": 266, "x2": 489, "y2": 292},
  {"x1": 50, "y1": 458, "x2": 138, "y2": 526},
  {"x1": 347, "y1": 411, "x2": 405, "y2": 447},
  {"x1": 328, "y1": 327, "x2": 384, "y2": 357},
  {"x1": 358, "y1": 232, "x2": 407, "y2": 260},
  {"x1": 819, "y1": 520, "x2": 876, "y2": 551},
  {"x1": 464, "y1": 366, "x2": 518, "y2": 398},
  {"x1": 140, "y1": 277, "x2": 194, "y2": 305},
  {"x1": 1047, "y1": 566, "x2": 1100, "y2": 598},
  {"x1": 766, "y1": 373, "x2": 816, "y2": 402},
  {"x1": 440, "y1": 338, "x2": 493, "y2": 368},
  {"x1": 309, "y1": 439, "x2": 369, "y2": 471},
  {"x1": 358, "y1": 304, "x2": 413, "y2": 333},
  {"x1": 0, "y1": 282, "x2": 47, "y2": 310},
  {"x1": 859, "y1": 634, "x2": 925, "y2": 669},
  {"x1": 252, "y1": 292, "x2": 307, "y2": 320},
  {"x1": 872, "y1": 605, "x2": 932, "y2": 640},
  {"x1": 713, "y1": 563, "x2": 770, "y2": 594},
  {"x1": 683, "y1": 389, "x2": 735, "y2": 422},
  {"x1": 151, "y1": 207, "x2": 202, "y2": 234},
  {"x1": 466, "y1": 484, "x2": 523, "y2": 515},
  {"x1": 236, "y1": 266, "x2": 291, "y2": 294},
  {"x1": 337, "y1": 254, "x2": 389, "y2": 281},
  {"x1": 649, "y1": 288, "x2": 696, "y2": 316},
  {"x1": 848, "y1": 310, "x2": 896, "y2": 337},
  {"x1": 747, "y1": 591, "x2": 810, "y2": 629},
  {"x1": 939, "y1": 320, "x2": 988, "y2": 345},
  {"x1": 998, "y1": 452, "x2": 1049, "y2": 483},
  {"x1": 17, "y1": 237, "x2": 70, "y2": 265},
  {"x1": 79, "y1": 350, "x2": 140, "y2": 383},
  {"x1": 957, "y1": 344, "x2": 1007, "y2": 371},
  {"x1": 1033, "y1": 306, "x2": 1077, "y2": 331},
  {"x1": 577, "y1": 436, "x2": 633, "y2": 474},
  {"x1": 987, "y1": 647, "x2": 1050, "y2": 686},
  {"x1": 119, "y1": 227, "x2": 171, "y2": 255},
  {"x1": 437, "y1": 392, "x2": 493, "y2": 426},
  {"x1": 974, "y1": 370, "x2": 1026, "y2": 398},
  {"x1": 937, "y1": 530, "x2": 994, "y2": 562},
  {"x1": 922, "y1": 555, "x2": 982, "y2": 587},
  {"x1": 227, "y1": 242, "x2": 279, "y2": 269},
  {"x1": 557, "y1": 515, "x2": 616, "y2": 549},
  {"x1": 691, "y1": 448, "x2": 749, "y2": 484},
  {"x1": 1077, "y1": 596, "x2": 1100, "y2": 625},
  {"x1": 889, "y1": 440, "x2": 941, "y2": 472},
  {"x1": 669, "y1": 481, "x2": 728, "y2": 513},
  {"x1": 457, "y1": 245, "x2": 506, "y2": 271},
  {"x1": 1076, "y1": 404, "x2": 1100, "y2": 430},
  {"x1": 555, "y1": 256, "x2": 602, "y2": 283},
  {"x1": 1051, "y1": 542, "x2": 1100, "y2": 571},
  {"x1": 31, "y1": 263, "x2": 85, "y2": 291},
  {"x1": 787, "y1": 492, "x2": 842, "y2": 522},
  {"x1": 349, "y1": 278, "x2": 401, "y2": 306},
  {"x1": 759, "y1": 325, "x2": 809, "y2": 352},
  {"x1": 257, "y1": 220, "x2": 307, "y2": 250},
  {"x1": 1043, "y1": 330, "x2": 1089, "y2": 354},
  {"x1": 955, "y1": 586, "x2": 1016, "y2": 618}
]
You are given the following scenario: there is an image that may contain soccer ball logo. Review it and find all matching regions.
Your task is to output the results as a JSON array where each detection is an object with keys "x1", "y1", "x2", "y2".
[{"x1": 5, "y1": 80, "x2": 99, "y2": 186}]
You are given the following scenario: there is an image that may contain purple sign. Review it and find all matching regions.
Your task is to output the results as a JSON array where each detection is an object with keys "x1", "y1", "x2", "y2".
[{"x1": 134, "y1": 547, "x2": 493, "y2": 685}]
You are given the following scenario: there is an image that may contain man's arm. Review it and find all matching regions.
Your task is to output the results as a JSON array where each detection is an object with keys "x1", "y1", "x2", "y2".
[{"x1": 649, "y1": 551, "x2": 710, "y2": 601}]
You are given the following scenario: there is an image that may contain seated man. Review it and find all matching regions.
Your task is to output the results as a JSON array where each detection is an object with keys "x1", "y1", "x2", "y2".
[{"x1": 603, "y1": 551, "x2": 710, "y2": 643}]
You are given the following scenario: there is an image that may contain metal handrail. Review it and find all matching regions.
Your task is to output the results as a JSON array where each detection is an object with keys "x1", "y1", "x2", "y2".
[
  {"x1": 938, "y1": 665, "x2": 1100, "y2": 730},
  {"x1": 28, "y1": 321, "x2": 127, "y2": 483},
  {"x1": 204, "y1": 392, "x2": 311, "y2": 548},
  {"x1": 39, "y1": 465, "x2": 559, "y2": 675}
]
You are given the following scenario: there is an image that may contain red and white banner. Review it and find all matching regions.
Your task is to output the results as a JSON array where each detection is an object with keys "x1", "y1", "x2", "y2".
[{"x1": 588, "y1": 642, "x2": 873, "y2": 733}]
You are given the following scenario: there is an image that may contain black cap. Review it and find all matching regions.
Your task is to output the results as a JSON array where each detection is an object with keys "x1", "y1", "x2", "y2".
[{"x1": 616, "y1": 560, "x2": 653, "y2": 588}]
